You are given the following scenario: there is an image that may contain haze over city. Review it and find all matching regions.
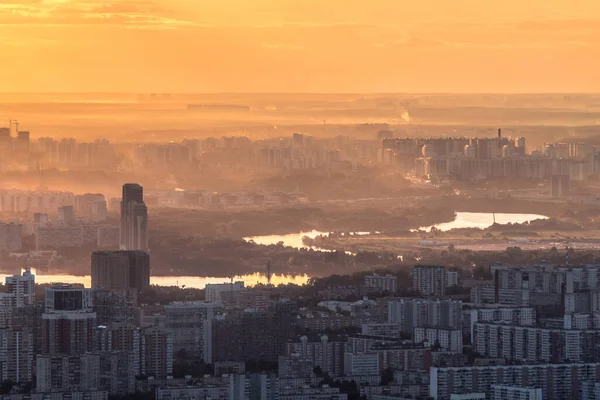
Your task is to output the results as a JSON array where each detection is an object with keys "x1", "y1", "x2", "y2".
[
  {"x1": 1, "y1": 0, "x2": 600, "y2": 92},
  {"x1": 2, "y1": 2, "x2": 600, "y2": 400}
]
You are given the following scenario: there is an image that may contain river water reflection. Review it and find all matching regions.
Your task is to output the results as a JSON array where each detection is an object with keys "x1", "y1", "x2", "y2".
[
  {"x1": 416, "y1": 212, "x2": 548, "y2": 232},
  {"x1": 245, "y1": 212, "x2": 549, "y2": 248},
  {"x1": 0, "y1": 270, "x2": 309, "y2": 290},
  {"x1": 6, "y1": 213, "x2": 546, "y2": 289}
]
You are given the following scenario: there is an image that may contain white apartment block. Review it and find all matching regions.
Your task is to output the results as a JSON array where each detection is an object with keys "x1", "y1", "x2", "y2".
[
  {"x1": 365, "y1": 274, "x2": 397, "y2": 293},
  {"x1": 430, "y1": 363, "x2": 600, "y2": 400},
  {"x1": 205, "y1": 281, "x2": 245, "y2": 303},
  {"x1": 490, "y1": 385, "x2": 542, "y2": 400},
  {"x1": 5, "y1": 268, "x2": 35, "y2": 308},
  {"x1": 464, "y1": 307, "x2": 536, "y2": 338},
  {"x1": 413, "y1": 265, "x2": 447, "y2": 296},
  {"x1": 581, "y1": 381, "x2": 600, "y2": 400},
  {"x1": 473, "y1": 322, "x2": 600, "y2": 363},
  {"x1": 157, "y1": 384, "x2": 229, "y2": 400},
  {"x1": 413, "y1": 327, "x2": 463, "y2": 353},
  {"x1": 361, "y1": 323, "x2": 403, "y2": 338},
  {"x1": 388, "y1": 299, "x2": 463, "y2": 333},
  {"x1": 344, "y1": 352, "x2": 380, "y2": 376}
]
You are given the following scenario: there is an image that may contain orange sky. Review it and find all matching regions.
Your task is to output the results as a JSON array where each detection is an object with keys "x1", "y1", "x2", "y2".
[{"x1": 1, "y1": 0, "x2": 599, "y2": 93}]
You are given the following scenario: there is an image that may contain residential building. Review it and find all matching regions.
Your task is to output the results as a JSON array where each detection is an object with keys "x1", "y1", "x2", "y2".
[
  {"x1": 490, "y1": 385, "x2": 542, "y2": 400},
  {"x1": 430, "y1": 363, "x2": 600, "y2": 400},
  {"x1": 413, "y1": 327, "x2": 463, "y2": 353},
  {"x1": 165, "y1": 301, "x2": 222, "y2": 361},
  {"x1": 91, "y1": 250, "x2": 150, "y2": 297},
  {"x1": 413, "y1": 265, "x2": 450, "y2": 296},
  {"x1": 36, "y1": 354, "x2": 101, "y2": 392},
  {"x1": 5, "y1": 268, "x2": 35, "y2": 308},
  {"x1": 344, "y1": 352, "x2": 380, "y2": 376},
  {"x1": 285, "y1": 334, "x2": 346, "y2": 377},
  {"x1": 365, "y1": 274, "x2": 397, "y2": 293},
  {"x1": 473, "y1": 322, "x2": 600, "y2": 363},
  {"x1": 0, "y1": 223, "x2": 22, "y2": 252},
  {"x1": 388, "y1": 299, "x2": 463, "y2": 333},
  {"x1": 0, "y1": 328, "x2": 34, "y2": 383},
  {"x1": 140, "y1": 325, "x2": 173, "y2": 379},
  {"x1": 205, "y1": 281, "x2": 245, "y2": 303},
  {"x1": 42, "y1": 286, "x2": 96, "y2": 355}
]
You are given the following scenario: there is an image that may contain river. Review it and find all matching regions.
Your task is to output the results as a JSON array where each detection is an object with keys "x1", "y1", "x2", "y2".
[
  {"x1": 7, "y1": 212, "x2": 546, "y2": 289},
  {"x1": 416, "y1": 212, "x2": 548, "y2": 232},
  {"x1": 245, "y1": 212, "x2": 549, "y2": 248},
  {"x1": 0, "y1": 269, "x2": 309, "y2": 289}
]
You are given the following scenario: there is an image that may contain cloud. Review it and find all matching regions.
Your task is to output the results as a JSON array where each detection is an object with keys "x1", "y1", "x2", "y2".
[
  {"x1": 0, "y1": 0, "x2": 197, "y2": 29},
  {"x1": 261, "y1": 42, "x2": 304, "y2": 50},
  {"x1": 373, "y1": 34, "x2": 598, "y2": 50}
]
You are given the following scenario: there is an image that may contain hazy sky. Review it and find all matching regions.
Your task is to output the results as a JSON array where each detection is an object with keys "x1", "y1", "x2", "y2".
[{"x1": 1, "y1": 0, "x2": 599, "y2": 93}]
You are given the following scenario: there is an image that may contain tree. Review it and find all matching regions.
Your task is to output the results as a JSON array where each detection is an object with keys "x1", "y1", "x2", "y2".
[
  {"x1": 313, "y1": 366, "x2": 323, "y2": 377},
  {"x1": 0, "y1": 380, "x2": 13, "y2": 395},
  {"x1": 380, "y1": 368, "x2": 394, "y2": 385}
]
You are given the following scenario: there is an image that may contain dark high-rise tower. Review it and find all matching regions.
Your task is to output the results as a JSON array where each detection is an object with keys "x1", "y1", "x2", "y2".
[
  {"x1": 91, "y1": 250, "x2": 150, "y2": 297},
  {"x1": 120, "y1": 183, "x2": 148, "y2": 251}
]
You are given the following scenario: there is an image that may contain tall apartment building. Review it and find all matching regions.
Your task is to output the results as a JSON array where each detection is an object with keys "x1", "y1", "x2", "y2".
[
  {"x1": 96, "y1": 325, "x2": 139, "y2": 394},
  {"x1": 35, "y1": 226, "x2": 83, "y2": 249},
  {"x1": 36, "y1": 353, "x2": 101, "y2": 392},
  {"x1": 205, "y1": 281, "x2": 245, "y2": 303},
  {"x1": 0, "y1": 222, "x2": 22, "y2": 252},
  {"x1": 430, "y1": 363, "x2": 600, "y2": 400},
  {"x1": 140, "y1": 325, "x2": 173, "y2": 379},
  {"x1": 413, "y1": 265, "x2": 454, "y2": 296},
  {"x1": 473, "y1": 322, "x2": 600, "y2": 363},
  {"x1": 165, "y1": 301, "x2": 222, "y2": 361},
  {"x1": 388, "y1": 299, "x2": 463, "y2": 333},
  {"x1": 344, "y1": 352, "x2": 380, "y2": 376},
  {"x1": 285, "y1": 334, "x2": 346, "y2": 377},
  {"x1": 365, "y1": 274, "x2": 398, "y2": 293},
  {"x1": 0, "y1": 328, "x2": 34, "y2": 383},
  {"x1": 91, "y1": 250, "x2": 150, "y2": 297},
  {"x1": 413, "y1": 327, "x2": 463, "y2": 353},
  {"x1": 581, "y1": 381, "x2": 600, "y2": 400},
  {"x1": 490, "y1": 385, "x2": 542, "y2": 400},
  {"x1": 463, "y1": 307, "x2": 536, "y2": 338},
  {"x1": 42, "y1": 286, "x2": 96, "y2": 355},
  {"x1": 5, "y1": 268, "x2": 35, "y2": 308},
  {"x1": 120, "y1": 184, "x2": 148, "y2": 251}
]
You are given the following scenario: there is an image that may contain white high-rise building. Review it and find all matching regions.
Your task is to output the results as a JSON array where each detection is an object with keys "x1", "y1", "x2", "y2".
[
  {"x1": 388, "y1": 299, "x2": 463, "y2": 333},
  {"x1": 5, "y1": 268, "x2": 35, "y2": 308},
  {"x1": 205, "y1": 281, "x2": 245, "y2": 303},
  {"x1": 490, "y1": 385, "x2": 542, "y2": 400},
  {"x1": 413, "y1": 327, "x2": 463, "y2": 353},
  {"x1": 413, "y1": 265, "x2": 452, "y2": 296},
  {"x1": 430, "y1": 363, "x2": 600, "y2": 400},
  {"x1": 365, "y1": 274, "x2": 397, "y2": 293}
]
